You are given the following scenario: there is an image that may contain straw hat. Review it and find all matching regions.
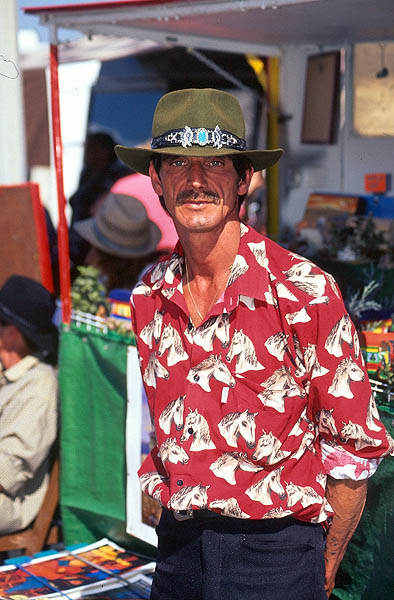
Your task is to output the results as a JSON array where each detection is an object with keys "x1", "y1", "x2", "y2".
[
  {"x1": 115, "y1": 88, "x2": 283, "y2": 176},
  {"x1": 0, "y1": 275, "x2": 58, "y2": 355},
  {"x1": 74, "y1": 193, "x2": 161, "y2": 258}
]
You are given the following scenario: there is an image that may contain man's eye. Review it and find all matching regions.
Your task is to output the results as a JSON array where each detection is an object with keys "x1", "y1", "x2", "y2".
[
  {"x1": 170, "y1": 159, "x2": 186, "y2": 167},
  {"x1": 208, "y1": 159, "x2": 224, "y2": 167}
]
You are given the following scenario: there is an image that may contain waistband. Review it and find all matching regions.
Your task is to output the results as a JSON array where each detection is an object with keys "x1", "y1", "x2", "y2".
[{"x1": 162, "y1": 508, "x2": 324, "y2": 534}]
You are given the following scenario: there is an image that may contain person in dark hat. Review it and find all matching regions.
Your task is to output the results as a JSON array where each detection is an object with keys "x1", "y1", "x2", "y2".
[
  {"x1": 0, "y1": 275, "x2": 58, "y2": 535},
  {"x1": 73, "y1": 192, "x2": 162, "y2": 292},
  {"x1": 116, "y1": 88, "x2": 393, "y2": 599},
  {"x1": 68, "y1": 132, "x2": 133, "y2": 268}
]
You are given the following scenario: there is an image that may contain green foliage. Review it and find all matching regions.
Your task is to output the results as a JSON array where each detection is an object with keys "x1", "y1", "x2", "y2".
[
  {"x1": 71, "y1": 267, "x2": 134, "y2": 340},
  {"x1": 326, "y1": 215, "x2": 386, "y2": 261},
  {"x1": 346, "y1": 280, "x2": 382, "y2": 321},
  {"x1": 71, "y1": 266, "x2": 109, "y2": 316}
]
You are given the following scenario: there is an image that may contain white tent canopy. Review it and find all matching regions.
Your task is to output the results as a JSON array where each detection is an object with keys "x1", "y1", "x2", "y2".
[
  {"x1": 27, "y1": 0, "x2": 394, "y2": 54},
  {"x1": 19, "y1": 34, "x2": 165, "y2": 70}
]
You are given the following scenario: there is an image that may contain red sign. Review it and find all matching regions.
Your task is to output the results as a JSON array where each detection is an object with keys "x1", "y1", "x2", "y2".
[{"x1": 364, "y1": 173, "x2": 387, "y2": 194}]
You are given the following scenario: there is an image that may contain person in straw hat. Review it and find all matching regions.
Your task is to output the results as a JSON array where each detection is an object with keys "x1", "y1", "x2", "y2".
[
  {"x1": 0, "y1": 275, "x2": 58, "y2": 535},
  {"x1": 74, "y1": 192, "x2": 162, "y2": 292},
  {"x1": 115, "y1": 88, "x2": 393, "y2": 599}
]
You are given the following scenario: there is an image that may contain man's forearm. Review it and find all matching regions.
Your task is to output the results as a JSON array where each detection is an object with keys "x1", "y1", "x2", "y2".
[{"x1": 324, "y1": 476, "x2": 367, "y2": 597}]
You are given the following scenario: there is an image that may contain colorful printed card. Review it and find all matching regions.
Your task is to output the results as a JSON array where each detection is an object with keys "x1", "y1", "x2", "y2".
[{"x1": 0, "y1": 539, "x2": 155, "y2": 599}]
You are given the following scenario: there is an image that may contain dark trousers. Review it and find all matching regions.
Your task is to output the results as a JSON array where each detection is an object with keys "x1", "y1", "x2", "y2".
[{"x1": 150, "y1": 508, "x2": 327, "y2": 600}]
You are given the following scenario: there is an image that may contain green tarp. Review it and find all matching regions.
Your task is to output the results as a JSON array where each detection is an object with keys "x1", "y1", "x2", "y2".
[{"x1": 58, "y1": 324, "x2": 155, "y2": 557}]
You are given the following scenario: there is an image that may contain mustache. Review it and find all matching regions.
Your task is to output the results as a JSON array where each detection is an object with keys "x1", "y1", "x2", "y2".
[{"x1": 176, "y1": 190, "x2": 220, "y2": 204}]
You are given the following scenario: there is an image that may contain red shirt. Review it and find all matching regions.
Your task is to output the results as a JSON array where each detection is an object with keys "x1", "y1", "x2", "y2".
[{"x1": 130, "y1": 224, "x2": 393, "y2": 523}]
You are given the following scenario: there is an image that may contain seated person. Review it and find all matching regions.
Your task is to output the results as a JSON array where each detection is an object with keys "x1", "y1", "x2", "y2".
[
  {"x1": 69, "y1": 132, "x2": 132, "y2": 268},
  {"x1": 73, "y1": 192, "x2": 162, "y2": 292},
  {"x1": 0, "y1": 275, "x2": 58, "y2": 535}
]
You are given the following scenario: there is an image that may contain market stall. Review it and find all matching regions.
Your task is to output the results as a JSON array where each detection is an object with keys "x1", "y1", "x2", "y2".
[{"x1": 23, "y1": 2, "x2": 394, "y2": 598}]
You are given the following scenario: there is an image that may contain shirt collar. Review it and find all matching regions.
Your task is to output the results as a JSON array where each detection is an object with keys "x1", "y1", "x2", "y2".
[
  {"x1": 0, "y1": 355, "x2": 40, "y2": 385},
  {"x1": 154, "y1": 224, "x2": 271, "y2": 310},
  {"x1": 223, "y1": 224, "x2": 271, "y2": 309}
]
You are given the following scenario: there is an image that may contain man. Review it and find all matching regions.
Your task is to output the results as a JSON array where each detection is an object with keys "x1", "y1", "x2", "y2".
[
  {"x1": 0, "y1": 275, "x2": 58, "y2": 535},
  {"x1": 115, "y1": 88, "x2": 393, "y2": 599}
]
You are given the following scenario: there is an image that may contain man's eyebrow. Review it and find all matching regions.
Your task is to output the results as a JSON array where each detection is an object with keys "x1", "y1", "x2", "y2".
[{"x1": 162, "y1": 154, "x2": 181, "y2": 160}]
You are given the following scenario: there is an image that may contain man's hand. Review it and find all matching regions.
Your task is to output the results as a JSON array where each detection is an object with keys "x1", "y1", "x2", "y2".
[{"x1": 324, "y1": 477, "x2": 367, "y2": 597}]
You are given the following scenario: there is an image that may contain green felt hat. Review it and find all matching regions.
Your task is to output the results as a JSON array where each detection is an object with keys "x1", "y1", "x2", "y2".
[{"x1": 115, "y1": 88, "x2": 283, "y2": 175}]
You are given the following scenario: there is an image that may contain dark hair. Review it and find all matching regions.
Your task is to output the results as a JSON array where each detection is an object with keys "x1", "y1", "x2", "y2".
[
  {"x1": 18, "y1": 329, "x2": 57, "y2": 365},
  {"x1": 21, "y1": 333, "x2": 39, "y2": 354},
  {"x1": 92, "y1": 248, "x2": 162, "y2": 292},
  {"x1": 85, "y1": 132, "x2": 118, "y2": 165},
  {"x1": 151, "y1": 154, "x2": 252, "y2": 213}
]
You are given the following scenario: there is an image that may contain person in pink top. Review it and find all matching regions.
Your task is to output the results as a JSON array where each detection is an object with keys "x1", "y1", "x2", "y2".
[{"x1": 111, "y1": 172, "x2": 178, "y2": 254}]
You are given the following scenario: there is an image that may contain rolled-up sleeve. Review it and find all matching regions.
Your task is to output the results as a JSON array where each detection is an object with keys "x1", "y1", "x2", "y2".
[{"x1": 295, "y1": 280, "x2": 394, "y2": 481}]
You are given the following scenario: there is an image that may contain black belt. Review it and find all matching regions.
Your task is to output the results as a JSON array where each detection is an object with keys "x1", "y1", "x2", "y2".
[
  {"x1": 172, "y1": 509, "x2": 221, "y2": 521},
  {"x1": 167, "y1": 509, "x2": 304, "y2": 534}
]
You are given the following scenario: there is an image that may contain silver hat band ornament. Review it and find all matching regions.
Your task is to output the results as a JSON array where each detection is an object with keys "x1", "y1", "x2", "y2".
[{"x1": 151, "y1": 125, "x2": 247, "y2": 151}]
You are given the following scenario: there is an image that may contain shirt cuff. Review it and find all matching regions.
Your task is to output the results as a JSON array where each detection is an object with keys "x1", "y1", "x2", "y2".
[{"x1": 321, "y1": 439, "x2": 381, "y2": 480}]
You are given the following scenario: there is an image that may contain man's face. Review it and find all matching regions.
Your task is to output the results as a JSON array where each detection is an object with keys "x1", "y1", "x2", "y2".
[{"x1": 149, "y1": 155, "x2": 252, "y2": 236}]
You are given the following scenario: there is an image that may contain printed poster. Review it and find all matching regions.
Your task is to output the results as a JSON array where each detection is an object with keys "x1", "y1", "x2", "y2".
[{"x1": 0, "y1": 538, "x2": 154, "y2": 599}]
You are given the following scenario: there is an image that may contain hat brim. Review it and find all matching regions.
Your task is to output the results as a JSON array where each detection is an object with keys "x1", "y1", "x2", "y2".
[
  {"x1": 115, "y1": 145, "x2": 283, "y2": 176},
  {"x1": 0, "y1": 304, "x2": 58, "y2": 355},
  {"x1": 74, "y1": 216, "x2": 162, "y2": 258}
]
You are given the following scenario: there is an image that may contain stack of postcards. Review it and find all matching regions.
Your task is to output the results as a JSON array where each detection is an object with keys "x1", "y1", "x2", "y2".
[{"x1": 0, "y1": 539, "x2": 155, "y2": 600}]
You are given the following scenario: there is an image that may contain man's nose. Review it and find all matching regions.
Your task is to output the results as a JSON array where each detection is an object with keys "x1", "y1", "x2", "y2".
[{"x1": 188, "y1": 160, "x2": 207, "y2": 188}]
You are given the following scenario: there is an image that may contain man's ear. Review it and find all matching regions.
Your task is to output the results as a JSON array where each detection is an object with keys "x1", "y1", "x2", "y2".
[
  {"x1": 149, "y1": 161, "x2": 163, "y2": 197},
  {"x1": 238, "y1": 165, "x2": 254, "y2": 196}
]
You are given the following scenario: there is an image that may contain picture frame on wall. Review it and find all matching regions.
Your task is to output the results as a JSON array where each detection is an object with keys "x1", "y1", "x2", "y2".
[{"x1": 301, "y1": 51, "x2": 341, "y2": 144}]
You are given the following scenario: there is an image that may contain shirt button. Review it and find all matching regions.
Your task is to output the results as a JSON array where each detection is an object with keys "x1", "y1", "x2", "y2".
[
  {"x1": 188, "y1": 428, "x2": 193, "y2": 435},
  {"x1": 187, "y1": 321, "x2": 193, "y2": 331},
  {"x1": 177, "y1": 479, "x2": 183, "y2": 486}
]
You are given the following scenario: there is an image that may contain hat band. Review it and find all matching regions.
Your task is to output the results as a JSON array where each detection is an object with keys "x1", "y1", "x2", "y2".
[{"x1": 151, "y1": 125, "x2": 246, "y2": 151}]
